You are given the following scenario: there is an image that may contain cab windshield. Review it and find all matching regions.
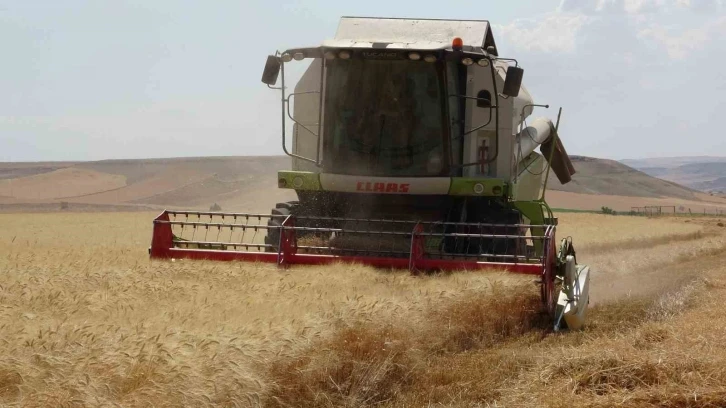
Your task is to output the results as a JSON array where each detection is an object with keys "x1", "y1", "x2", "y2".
[{"x1": 322, "y1": 58, "x2": 447, "y2": 177}]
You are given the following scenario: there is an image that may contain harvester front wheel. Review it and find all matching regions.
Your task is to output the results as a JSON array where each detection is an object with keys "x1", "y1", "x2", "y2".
[
  {"x1": 264, "y1": 203, "x2": 294, "y2": 253},
  {"x1": 264, "y1": 201, "x2": 322, "y2": 253}
]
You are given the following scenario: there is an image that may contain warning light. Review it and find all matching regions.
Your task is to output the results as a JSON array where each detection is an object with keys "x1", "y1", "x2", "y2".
[{"x1": 452, "y1": 37, "x2": 464, "y2": 50}]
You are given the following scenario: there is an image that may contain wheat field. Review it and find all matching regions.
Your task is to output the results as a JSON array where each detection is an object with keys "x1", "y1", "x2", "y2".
[{"x1": 0, "y1": 211, "x2": 725, "y2": 407}]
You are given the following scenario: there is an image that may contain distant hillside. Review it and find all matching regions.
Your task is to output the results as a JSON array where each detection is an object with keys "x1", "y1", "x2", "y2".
[
  {"x1": 547, "y1": 156, "x2": 700, "y2": 200},
  {"x1": 621, "y1": 157, "x2": 726, "y2": 194},
  {"x1": 621, "y1": 156, "x2": 726, "y2": 167},
  {"x1": 0, "y1": 156, "x2": 296, "y2": 213},
  {"x1": 0, "y1": 154, "x2": 718, "y2": 213}
]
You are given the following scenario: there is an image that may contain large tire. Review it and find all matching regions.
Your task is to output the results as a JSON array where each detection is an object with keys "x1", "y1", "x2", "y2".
[{"x1": 264, "y1": 203, "x2": 295, "y2": 252}]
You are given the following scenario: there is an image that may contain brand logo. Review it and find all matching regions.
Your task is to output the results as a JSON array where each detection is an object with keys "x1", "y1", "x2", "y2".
[
  {"x1": 356, "y1": 181, "x2": 410, "y2": 193},
  {"x1": 361, "y1": 51, "x2": 399, "y2": 59}
]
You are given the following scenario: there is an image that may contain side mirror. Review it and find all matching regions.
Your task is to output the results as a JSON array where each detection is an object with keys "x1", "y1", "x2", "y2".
[
  {"x1": 502, "y1": 66, "x2": 524, "y2": 97},
  {"x1": 261, "y1": 55, "x2": 281, "y2": 85}
]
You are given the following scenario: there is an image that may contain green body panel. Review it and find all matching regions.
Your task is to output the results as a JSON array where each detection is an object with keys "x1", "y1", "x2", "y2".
[
  {"x1": 277, "y1": 171, "x2": 321, "y2": 191},
  {"x1": 513, "y1": 200, "x2": 549, "y2": 257},
  {"x1": 276, "y1": 170, "x2": 553, "y2": 257},
  {"x1": 511, "y1": 155, "x2": 545, "y2": 202},
  {"x1": 277, "y1": 171, "x2": 507, "y2": 197},
  {"x1": 448, "y1": 178, "x2": 506, "y2": 197}
]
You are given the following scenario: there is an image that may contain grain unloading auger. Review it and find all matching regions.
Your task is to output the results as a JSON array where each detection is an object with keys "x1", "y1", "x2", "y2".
[{"x1": 149, "y1": 17, "x2": 590, "y2": 331}]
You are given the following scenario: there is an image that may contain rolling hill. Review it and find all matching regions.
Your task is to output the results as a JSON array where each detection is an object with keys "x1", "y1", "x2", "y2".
[
  {"x1": 622, "y1": 156, "x2": 726, "y2": 194},
  {"x1": 1, "y1": 155, "x2": 725, "y2": 213},
  {"x1": 547, "y1": 156, "x2": 701, "y2": 200},
  {"x1": 0, "y1": 156, "x2": 296, "y2": 213}
]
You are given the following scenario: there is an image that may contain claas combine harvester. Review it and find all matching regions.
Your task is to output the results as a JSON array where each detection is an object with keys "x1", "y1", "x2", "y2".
[{"x1": 149, "y1": 17, "x2": 591, "y2": 331}]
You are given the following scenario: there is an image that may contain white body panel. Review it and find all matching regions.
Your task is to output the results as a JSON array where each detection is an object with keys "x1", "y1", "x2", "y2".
[
  {"x1": 322, "y1": 40, "x2": 450, "y2": 50},
  {"x1": 332, "y1": 17, "x2": 491, "y2": 48},
  {"x1": 514, "y1": 117, "x2": 554, "y2": 161},
  {"x1": 512, "y1": 154, "x2": 544, "y2": 201},
  {"x1": 319, "y1": 174, "x2": 451, "y2": 195},
  {"x1": 461, "y1": 61, "x2": 534, "y2": 180},
  {"x1": 556, "y1": 257, "x2": 591, "y2": 331},
  {"x1": 287, "y1": 17, "x2": 546, "y2": 186},
  {"x1": 462, "y1": 62, "x2": 501, "y2": 178}
]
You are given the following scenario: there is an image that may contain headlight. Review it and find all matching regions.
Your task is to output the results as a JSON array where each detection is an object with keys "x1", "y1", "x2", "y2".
[
  {"x1": 339, "y1": 50, "x2": 351, "y2": 59},
  {"x1": 280, "y1": 53, "x2": 292, "y2": 63},
  {"x1": 477, "y1": 59, "x2": 490, "y2": 67},
  {"x1": 424, "y1": 54, "x2": 437, "y2": 63},
  {"x1": 324, "y1": 51, "x2": 337, "y2": 60},
  {"x1": 293, "y1": 52, "x2": 304, "y2": 61},
  {"x1": 473, "y1": 183, "x2": 485, "y2": 194},
  {"x1": 462, "y1": 58, "x2": 474, "y2": 66},
  {"x1": 408, "y1": 52, "x2": 421, "y2": 61},
  {"x1": 293, "y1": 177, "x2": 304, "y2": 188}
]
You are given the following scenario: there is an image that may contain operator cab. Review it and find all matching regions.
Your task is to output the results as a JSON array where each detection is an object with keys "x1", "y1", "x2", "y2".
[
  {"x1": 322, "y1": 51, "x2": 448, "y2": 177},
  {"x1": 260, "y1": 17, "x2": 527, "y2": 182}
]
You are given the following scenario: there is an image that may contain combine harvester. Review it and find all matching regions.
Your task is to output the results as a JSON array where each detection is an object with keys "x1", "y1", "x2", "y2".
[{"x1": 149, "y1": 17, "x2": 590, "y2": 331}]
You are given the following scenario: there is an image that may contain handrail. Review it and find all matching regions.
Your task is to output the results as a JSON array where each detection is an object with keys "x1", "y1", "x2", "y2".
[{"x1": 279, "y1": 62, "x2": 321, "y2": 166}]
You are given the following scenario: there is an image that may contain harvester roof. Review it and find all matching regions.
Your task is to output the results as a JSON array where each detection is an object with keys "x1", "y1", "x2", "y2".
[{"x1": 321, "y1": 16, "x2": 499, "y2": 52}]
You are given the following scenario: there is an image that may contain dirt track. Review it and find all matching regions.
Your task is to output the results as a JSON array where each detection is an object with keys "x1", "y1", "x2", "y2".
[
  {"x1": 554, "y1": 213, "x2": 725, "y2": 305},
  {"x1": 548, "y1": 190, "x2": 726, "y2": 213}
]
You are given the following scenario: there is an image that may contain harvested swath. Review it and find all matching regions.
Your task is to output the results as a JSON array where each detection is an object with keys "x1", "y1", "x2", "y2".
[
  {"x1": 262, "y1": 276, "x2": 721, "y2": 407},
  {"x1": 263, "y1": 280, "x2": 541, "y2": 408},
  {"x1": 556, "y1": 212, "x2": 703, "y2": 249},
  {"x1": 585, "y1": 230, "x2": 710, "y2": 252}
]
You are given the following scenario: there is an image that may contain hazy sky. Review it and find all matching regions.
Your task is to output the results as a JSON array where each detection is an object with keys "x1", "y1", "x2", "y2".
[{"x1": 2, "y1": 0, "x2": 725, "y2": 162}]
